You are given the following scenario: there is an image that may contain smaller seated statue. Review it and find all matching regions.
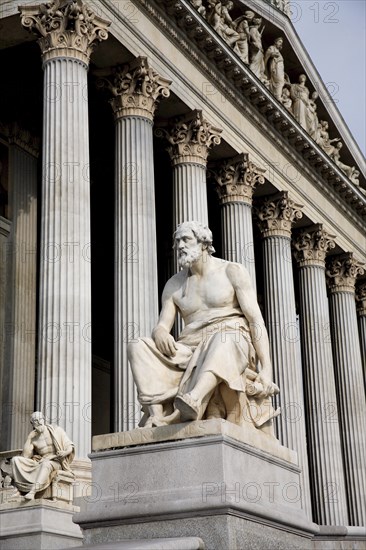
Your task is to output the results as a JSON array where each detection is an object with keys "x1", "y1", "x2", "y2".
[
  {"x1": 0, "y1": 412, "x2": 74, "y2": 501},
  {"x1": 128, "y1": 222, "x2": 279, "y2": 434}
]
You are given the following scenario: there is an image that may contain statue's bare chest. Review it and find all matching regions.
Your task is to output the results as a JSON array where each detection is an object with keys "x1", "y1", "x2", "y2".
[{"x1": 174, "y1": 269, "x2": 236, "y2": 316}]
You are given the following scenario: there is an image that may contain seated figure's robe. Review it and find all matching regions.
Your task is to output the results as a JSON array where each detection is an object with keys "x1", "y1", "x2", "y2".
[
  {"x1": 11, "y1": 425, "x2": 74, "y2": 494},
  {"x1": 128, "y1": 308, "x2": 256, "y2": 412}
]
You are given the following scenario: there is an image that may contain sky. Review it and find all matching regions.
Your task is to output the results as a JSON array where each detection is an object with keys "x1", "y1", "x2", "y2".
[{"x1": 291, "y1": 0, "x2": 366, "y2": 155}]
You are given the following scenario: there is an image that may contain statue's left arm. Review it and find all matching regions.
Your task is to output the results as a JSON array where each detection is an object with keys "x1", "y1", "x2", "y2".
[{"x1": 227, "y1": 263, "x2": 273, "y2": 391}]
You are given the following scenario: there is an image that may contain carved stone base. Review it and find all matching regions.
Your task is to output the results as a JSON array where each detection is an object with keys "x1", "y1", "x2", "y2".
[
  {"x1": 75, "y1": 420, "x2": 318, "y2": 549},
  {"x1": 0, "y1": 499, "x2": 82, "y2": 549}
]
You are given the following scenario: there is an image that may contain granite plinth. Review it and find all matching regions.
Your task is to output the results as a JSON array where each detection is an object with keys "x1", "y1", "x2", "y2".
[
  {"x1": 75, "y1": 420, "x2": 318, "y2": 549},
  {"x1": 0, "y1": 499, "x2": 82, "y2": 550}
]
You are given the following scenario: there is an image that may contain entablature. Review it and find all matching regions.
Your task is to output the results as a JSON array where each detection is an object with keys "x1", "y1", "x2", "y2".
[{"x1": 138, "y1": 0, "x2": 366, "y2": 218}]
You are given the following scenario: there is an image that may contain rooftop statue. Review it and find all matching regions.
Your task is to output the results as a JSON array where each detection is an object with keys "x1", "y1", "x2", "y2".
[
  {"x1": 264, "y1": 37, "x2": 286, "y2": 101},
  {"x1": 128, "y1": 221, "x2": 279, "y2": 432},
  {"x1": 0, "y1": 412, "x2": 74, "y2": 501},
  {"x1": 290, "y1": 74, "x2": 311, "y2": 130}
]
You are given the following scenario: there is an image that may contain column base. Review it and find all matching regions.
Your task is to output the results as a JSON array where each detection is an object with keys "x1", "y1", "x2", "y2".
[
  {"x1": 0, "y1": 499, "x2": 82, "y2": 549},
  {"x1": 75, "y1": 419, "x2": 318, "y2": 549}
]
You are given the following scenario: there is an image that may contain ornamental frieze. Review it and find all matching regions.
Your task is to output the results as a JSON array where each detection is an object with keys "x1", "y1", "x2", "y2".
[{"x1": 188, "y1": 0, "x2": 362, "y2": 188}]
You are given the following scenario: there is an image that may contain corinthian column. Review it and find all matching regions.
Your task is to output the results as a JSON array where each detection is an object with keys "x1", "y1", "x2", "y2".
[
  {"x1": 356, "y1": 282, "x2": 366, "y2": 382},
  {"x1": 99, "y1": 58, "x2": 171, "y2": 431},
  {"x1": 156, "y1": 110, "x2": 221, "y2": 235},
  {"x1": 20, "y1": 2, "x2": 110, "y2": 461},
  {"x1": 255, "y1": 191, "x2": 311, "y2": 517},
  {"x1": 326, "y1": 253, "x2": 366, "y2": 526},
  {"x1": 293, "y1": 225, "x2": 348, "y2": 525},
  {"x1": 212, "y1": 154, "x2": 265, "y2": 288},
  {"x1": 1, "y1": 125, "x2": 39, "y2": 450}
]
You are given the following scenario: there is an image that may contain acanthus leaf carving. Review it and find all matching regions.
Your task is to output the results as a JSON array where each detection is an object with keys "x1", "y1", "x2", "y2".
[
  {"x1": 293, "y1": 224, "x2": 336, "y2": 267},
  {"x1": 97, "y1": 57, "x2": 172, "y2": 121},
  {"x1": 326, "y1": 253, "x2": 364, "y2": 293},
  {"x1": 155, "y1": 110, "x2": 222, "y2": 165},
  {"x1": 255, "y1": 191, "x2": 303, "y2": 237},
  {"x1": 19, "y1": 0, "x2": 110, "y2": 64},
  {"x1": 211, "y1": 153, "x2": 265, "y2": 204}
]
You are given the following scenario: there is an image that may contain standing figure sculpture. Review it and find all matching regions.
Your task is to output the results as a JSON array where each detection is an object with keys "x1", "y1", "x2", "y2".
[
  {"x1": 264, "y1": 37, "x2": 285, "y2": 101},
  {"x1": 306, "y1": 91, "x2": 320, "y2": 140},
  {"x1": 128, "y1": 222, "x2": 279, "y2": 430},
  {"x1": 3, "y1": 412, "x2": 74, "y2": 500},
  {"x1": 248, "y1": 18, "x2": 268, "y2": 85},
  {"x1": 290, "y1": 74, "x2": 310, "y2": 130},
  {"x1": 232, "y1": 11, "x2": 254, "y2": 64}
]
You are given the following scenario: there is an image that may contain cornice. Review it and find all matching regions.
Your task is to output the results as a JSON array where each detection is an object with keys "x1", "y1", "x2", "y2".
[{"x1": 135, "y1": 0, "x2": 366, "y2": 218}]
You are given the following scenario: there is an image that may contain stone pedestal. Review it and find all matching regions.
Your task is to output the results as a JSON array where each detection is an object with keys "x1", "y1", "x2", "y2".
[
  {"x1": 212, "y1": 154, "x2": 265, "y2": 288},
  {"x1": 0, "y1": 499, "x2": 82, "y2": 550},
  {"x1": 75, "y1": 420, "x2": 318, "y2": 550}
]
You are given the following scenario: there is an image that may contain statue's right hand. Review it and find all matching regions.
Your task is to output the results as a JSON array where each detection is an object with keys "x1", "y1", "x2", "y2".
[{"x1": 153, "y1": 327, "x2": 178, "y2": 357}]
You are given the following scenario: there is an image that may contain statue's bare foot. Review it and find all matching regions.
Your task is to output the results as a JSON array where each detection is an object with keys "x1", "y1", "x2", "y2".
[
  {"x1": 24, "y1": 491, "x2": 35, "y2": 500},
  {"x1": 175, "y1": 393, "x2": 200, "y2": 421}
]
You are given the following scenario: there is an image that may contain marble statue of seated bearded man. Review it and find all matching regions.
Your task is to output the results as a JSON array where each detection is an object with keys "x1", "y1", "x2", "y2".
[{"x1": 128, "y1": 221, "x2": 279, "y2": 429}]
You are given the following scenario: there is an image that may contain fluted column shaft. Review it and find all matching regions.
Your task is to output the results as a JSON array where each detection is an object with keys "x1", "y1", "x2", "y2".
[
  {"x1": 256, "y1": 192, "x2": 311, "y2": 517},
  {"x1": 326, "y1": 255, "x2": 366, "y2": 526},
  {"x1": 1, "y1": 142, "x2": 38, "y2": 449},
  {"x1": 156, "y1": 110, "x2": 221, "y2": 278},
  {"x1": 213, "y1": 155, "x2": 265, "y2": 288},
  {"x1": 0, "y1": 216, "x2": 11, "y2": 449},
  {"x1": 115, "y1": 114, "x2": 159, "y2": 431},
  {"x1": 20, "y1": 1, "x2": 110, "y2": 460},
  {"x1": 173, "y1": 162, "x2": 208, "y2": 226},
  {"x1": 36, "y1": 56, "x2": 92, "y2": 459},
  {"x1": 356, "y1": 283, "x2": 366, "y2": 382},
  {"x1": 102, "y1": 58, "x2": 172, "y2": 431},
  {"x1": 294, "y1": 226, "x2": 348, "y2": 525}
]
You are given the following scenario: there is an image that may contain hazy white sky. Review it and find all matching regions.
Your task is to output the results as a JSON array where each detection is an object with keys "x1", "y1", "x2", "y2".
[{"x1": 291, "y1": 0, "x2": 366, "y2": 154}]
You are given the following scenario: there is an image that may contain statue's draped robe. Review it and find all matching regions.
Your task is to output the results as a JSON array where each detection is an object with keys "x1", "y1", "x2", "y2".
[
  {"x1": 11, "y1": 425, "x2": 74, "y2": 493},
  {"x1": 129, "y1": 309, "x2": 256, "y2": 407}
]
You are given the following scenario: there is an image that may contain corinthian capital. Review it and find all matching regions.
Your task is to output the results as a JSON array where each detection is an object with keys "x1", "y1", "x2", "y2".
[
  {"x1": 19, "y1": 0, "x2": 110, "y2": 64},
  {"x1": 326, "y1": 253, "x2": 364, "y2": 294},
  {"x1": 356, "y1": 282, "x2": 366, "y2": 316},
  {"x1": 98, "y1": 57, "x2": 171, "y2": 121},
  {"x1": 211, "y1": 154, "x2": 265, "y2": 205},
  {"x1": 155, "y1": 110, "x2": 222, "y2": 166},
  {"x1": 255, "y1": 191, "x2": 303, "y2": 238},
  {"x1": 293, "y1": 224, "x2": 335, "y2": 267}
]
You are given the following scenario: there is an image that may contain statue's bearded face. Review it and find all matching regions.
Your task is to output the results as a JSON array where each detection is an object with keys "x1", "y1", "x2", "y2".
[
  {"x1": 31, "y1": 415, "x2": 45, "y2": 433},
  {"x1": 175, "y1": 230, "x2": 203, "y2": 268}
]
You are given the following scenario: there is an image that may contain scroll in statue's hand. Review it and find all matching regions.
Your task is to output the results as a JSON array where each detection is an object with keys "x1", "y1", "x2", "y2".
[
  {"x1": 255, "y1": 371, "x2": 279, "y2": 396},
  {"x1": 153, "y1": 327, "x2": 178, "y2": 357}
]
